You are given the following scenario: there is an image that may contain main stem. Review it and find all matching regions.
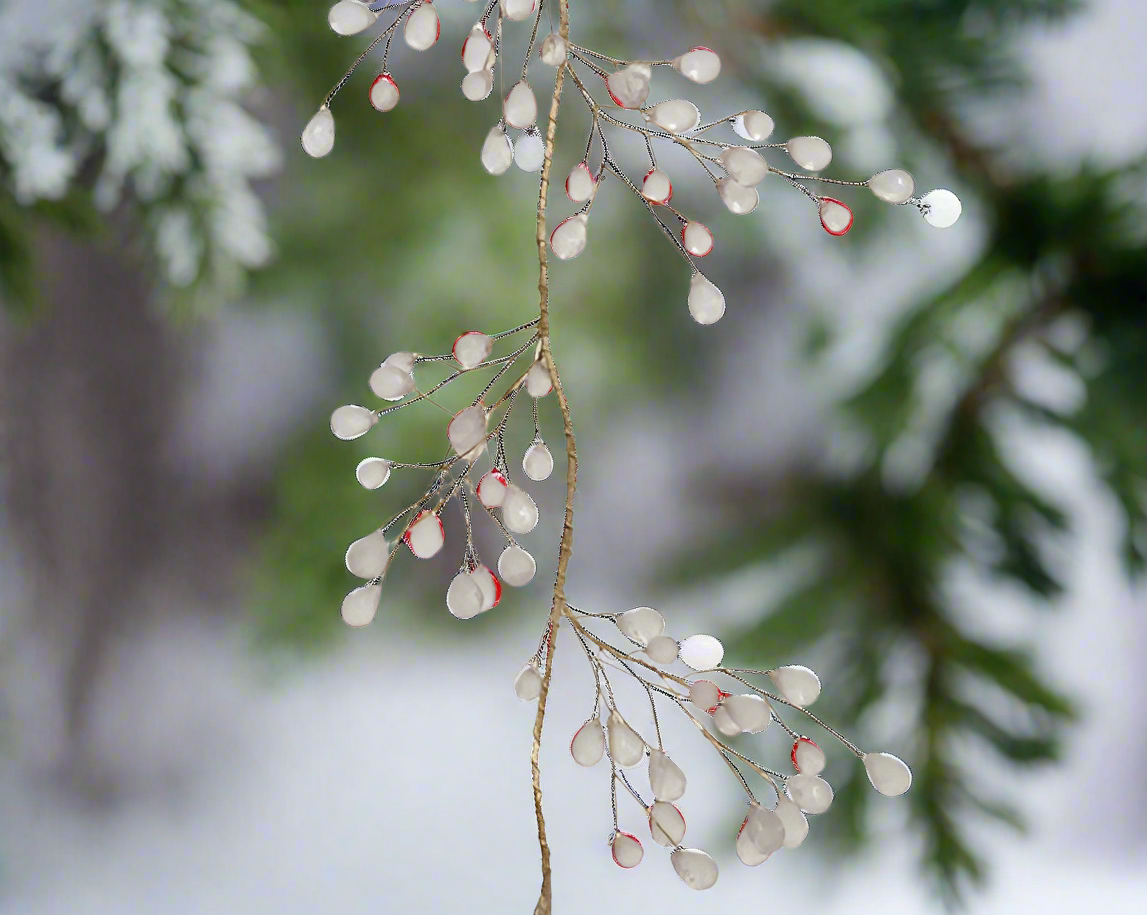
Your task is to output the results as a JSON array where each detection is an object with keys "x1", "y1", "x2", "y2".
[{"x1": 530, "y1": 2, "x2": 572, "y2": 913}]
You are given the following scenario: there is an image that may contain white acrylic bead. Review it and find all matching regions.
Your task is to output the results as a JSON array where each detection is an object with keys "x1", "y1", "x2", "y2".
[
  {"x1": 328, "y1": 1, "x2": 377, "y2": 37},
  {"x1": 501, "y1": 484, "x2": 539, "y2": 533},
  {"x1": 606, "y1": 65, "x2": 651, "y2": 109},
  {"x1": 647, "y1": 99, "x2": 700, "y2": 134},
  {"x1": 717, "y1": 177, "x2": 759, "y2": 215},
  {"x1": 921, "y1": 189, "x2": 962, "y2": 228},
  {"x1": 461, "y1": 69, "x2": 494, "y2": 102},
  {"x1": 470, "y1": 564, "x2": 501, "y2": 612},
  {"x1": 403, "y1": 2, "x2": 439, "y2": 51},
  {"x1": 462, "y1": 26, "x2": 495, "y2": 73},
  {"x1": 404, "y1": 511, "x2": 444, "y2": 559},
  {"x1": 355, "y1": 457, "x2": 391, "y2": 489},
  {"x1": 724, "y1": 694, "x2": 771, "y2": 733},
  {"x1": 786, "y1": 136, "x2": 832, "y2": 171},
  {"x1": 447, "y1": 570, "x2": 485, "y2": 619},
  {"x1": 671, "y1": 847, "x2": 718, "y2": 890},
  {"x1": 648, "y1": 749, "x2": 687, "y2": 801},
  {"x1": 477, "y1": 469, "x2": 508, "y2": 507},
  {"x1": 523, "y1": 442, "x2": 553, "y2": 481},
  {"x1": 301, "y1": 108, "x2": 335, "y2": 158},
  {"x1": 786, "y1": 774, "x2": 834, "y2": 814},
  {"x1": 819, "y1": 197, "x2": 854, "y2": 236},
  {"x1": 341, "y1": 584, "x2": 381, "y2": 627},
  {"x1": 448, "y1": 404, "x2": 488, "y2": 458},
  {"x1": 607, "y1": 710, "x2": 645, "y2": 768},
  {"x1": 481, "y1": 125, "x2": 514, "y2": 175},
  {"x1": 370, "y1": 362, "x2": 414, "y2": 401},
  {"x1": 514, "y1": 132, "x2": 545, "y2": 172},
  {"x1": 616, "y1": 606, "x2": 665, "y2": 645},
  {"x1": 330, "y1": 404, "x2": 377, "y2": 440},
  {"x1": 384, "y1": 351, "x2": 415, "y2": 373},
  {"x1": 645, "y1": 635, "x2": 679, "y2": 664},
  {"x1": 565, "y1": 162, "x2": 596, "y2": 203},
  {"x1": 503, "y1": 81, "x2": 537, "y2": 129},
  {"x1": 514, "y1": 663, "x2": 542, "y2": 701},
  {"x1": 733, "y1": 110, "x2": 774, "y2": 142},
  {"x1": 744, "y1": 804, "x2": 785, "y2": 857},
  {"x1": 737, "y1": 819, "x2": 770, "y2": 866},
  {"x1": 539, "y1": 32, "x2": 567, "y2": 66},
  {"x1": 775, "y1": 797, "x2": 809, "y2": 848},
  {"x1": 500, "y1": 0, "x2": 535, "y2": 21},
  {"x1": 453, "y1": 331, "x2": 493, "y2": 368},
  {"x1": 550, "y1": 214, "x2": 587, "y2": 260},
  {"x1": 526, "y1": 361, "x2": 553, "y2": 397},
  {"x1": 688, "y1": 679, "x2": 720, "y2": 712},
  {"x1": 863, "y1": 752, "x2": 913, "y2": 796},
  {"x1": 688, "y1": 274, "x2": 725, "y2": 326},
  {"x1": 792, "y1": 737, "x2": 826, "y2": 775},
  {"x1": 673, "y1": 46, "x2": 720, "y2": 84},
  {"x1": 682, "y1": 222, "x2": 713, "y2": 257},
  {"x1": 570, "y1": 717, "x2": 605, "y2": 767},
  {"x1": 612, "y1": 832, "x2": 644, "y2": 868},
  {"x1": 718, "y1": 146, "x2": 768, "y2": 187},
  {"x1": 868, "y1": 168, "x2": 915, "y2": 204},
  {"x1": 369, "y1": 73, "x2": 399, "y2": 112},
  {"x1": 641, "y1": 168, "x2": 672, "y2": 204},
  {"x1": 498, "y1": 545, "x2": 536, "y2": 586},
  {"x1": 648, "y1": 801, "x2": 686, "y2": 846},
  {"x1": 713, "y1": 705, "x2": 742, "y2": 737},
  {"x1": 345, "y1": 530, "x2": 390, "y2": 579},
  {"x1": 679, "y1": 634, "x2": 724, "y2": 670},
  {"x1": 769, "y1": 665, "x2": 821, "y2": 707}
]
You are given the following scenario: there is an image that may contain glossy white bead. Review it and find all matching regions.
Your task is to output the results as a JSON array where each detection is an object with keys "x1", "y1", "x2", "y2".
[
  {"x1": 328, "y1": 1, "x2": 377, "y2": 36},
  {"x1": 607, "y1": 711, "x2": 645, "y2": 768},
  {"x1": 345, "y1": 530, "x2": 390, "y2": 579},
  {"x1": 718, "y1": 146, "x2": 768, "y2": 187},
  {"x1": 500, "y1": 0, "x2": 535, "y2": 21},
  {"x1": 775, "y1": 797, "x2": 809, "y2": 848},
  {"x1": 648, "y1": 749, "x2": 687, "y2": 801},
  {"x1": 744, "y1": 804, "x2": 785, "y2": 856},
  {"x1": 477, "y1": 469, "x2": 508, "y2": 508},
  {"x1": 355, "y1": 457, "x2": 391, "y2": 489},
  {"x1": 503, "y1": 81, "x2": 537, "y2": 129},
  {"x1": 682, "y1": 222, "x2": 713, "y2": 257},
  {"x1": 523, "y1": 442, "x2": 553, "y2": 481},
  {"x1": 688, "y1": 273, "x2": 725, "y2": 325},
  {"x1": 737, "y1": 818, "x2": 770, "y2": 866},
  {"x1": 498, "y1": 545, "x2": 536, "y2": 586},
  {"x1": 461, "y1": 69, "x2": 494, "y2": 102},
  {"x1": 453, "y1": 331, "x2": 493, "y2": 368},
  {"x1": 688, "y1": 679, "x2": 720, "y2": 712},
  {"x1": 514, "y1": 132, "x2": 545, "y2": 172},
  {"x1": 565, "y1": 162, "x2": 596, "y2": 203},
  {"x1": 786, "y1": 136, "x2": 832, "y2": 171},
  {"x1": 403, "y1": 2, "x2": 439, "y2": 51},
  {"x1": 648, "y1": 801, "x2": 686, "y2": 846},
  {"x1": 792, "y1": 737, "x2": 826, "y2": 775},
  {"x1": 679, "y1": 634, "x2": 724, "y2": 670},
  {"x1": 606, "y1": 65, "x2": 650, "y2": 109},
  {"x1": 921, "y1": 189, "x2": 962, "y2": 228},
  {"x1": 341, "y1": 584, "x2": 381, "y2": 627},
  {"x1": 713, "y1": 704, "x2": 741, "y2": 737},
  {"x1": 447, "y1": 404, "x2": 488, "y2": 458},
  {"x1": 786, "y1": 774, "x2": 834, "y2": 814},
  {"x1": 481, "y1": 125, "x2": 514, "y2": 175},
  {"x1": 612, "y1": 832, "x2": 644, "y2": 868},
  {"x1": 673, "y1": 47, "x2": 720, "y2": 84},
  {"x1": 868, "y1": 168, "x2": 915, "y2": 204},
  {"x1": 570, "y1": 717, "x2": 605, "y2": 767},
  {"x1": 301, "y1": 108, "x2": 335, "y2": 158},
  {"x1": 330, "y1": 404, "x2": 377, "y2": 440},
  {"x1": 514, "y1": 663, "x2": 542, "y2": 701},
  {"x1": 462, "y1": 26, "x2": 495, "y2": 73},
  {"x1": 717, "y1": 177, "x2": 759, "y2": 215},
  {"x1": 724, "y1": 694, "x2": 771, "y2": 733},
  {"x1": 645, "y1": 635, "x2": 679, "y2": 664},
  {"x1": 769, "y1": 665, "x2": 821, "y2": 707},
  {"x1": 641, "y1": 169, "x2": 672, "y2": 204},
  {"x1": 526, "y1": 361, "x2": 553, "y2": 397},
  {"x1": 647, "y1": 99, "x2": 700, "y2": 134},
  {"x1": 539, "y1": 32, "x2": 566, "y2": 66},
  {"x1": 616, "y1": 606, "x2": 665, "y2": 645},
  {"x1": 671, "y1": 847, "x2": 718, "y2": 890},
  {"x1": 550, "y1": 214, "x2": 588, "y2": 260},
  {"x1": 501, "y1": 484, "x2": 539, "y2": 533},
  {"x1": 369, "y1": 74, "x2": 400, "y2": 112},
  {"x1": 470, "y1": 564, "x2": 501, "y2": 612},
  {"x1": 733, "y1": 110, "x2": 774, "y2": 142},
  {"x1": 383, "y1": 351, "x2": 415, "y2": 373},
  {"x1": 819, "y1": 197, "x2": 854, "y2": 236},
  {"x1": 863, "y1": 752, "x2": 913, "y2": 796},
  {"x1": 369, "y1": 362, "x2": 414, "y2": 401},
  {"x1": 447, "y1": 570, "x2": 485, "y2": 619},
  {"x1": 404, "y1": 511, "x2": 444, "y2": 559}
]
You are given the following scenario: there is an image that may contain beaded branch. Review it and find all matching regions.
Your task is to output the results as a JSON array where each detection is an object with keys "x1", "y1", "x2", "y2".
[{"x1": 311, "y1": 0, "x2": 958, "y2": 907}]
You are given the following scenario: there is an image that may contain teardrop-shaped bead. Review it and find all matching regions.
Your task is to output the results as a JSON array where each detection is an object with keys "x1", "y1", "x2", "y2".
[
  {"x1": 448, "y1": 404, "x2": 488, "y2": 459},
  {"x1": 921, "y1": 189, "x2": 962, "y2": 228},
  {"x1": 786, "y1": 773, "x2": 834, "y2": 814},
  {"x1": 498, "y1": 545, "x2": 536, "y2": 586},
  {"x1": 688, "y1": 679, "x2": 720, "y2": 713},
  {"x1": 607, "y1": 710, "x2": 645, "y2": 768},
  {"x1": 461, "y1": 69, "x2": 494, "y2": 102},
  {"x1": 670, "y1": 847, "x2": 718, "y2": 890},
  {"x1": 470, "y1": 564, "x2": 501, "y2": 612},
  {"x1": 648, "y1": 800, "x2": 686, "y2": 846},
  {"x1": 775, "y1": 797, "x2": 809, "y2": 848},
  {"x1": 616, "y1": 606, "x2": 665, "y2": 645},
  {"x1": 723, "y1": 694, "x2": 771, "y2": 733},
  {"x1": 403, "y1": 2, "x2": 440, "y2": 51},
  {"x1": 716, "y1": 177, "x2": 759, "y2": 215},
  {"x1": 453, "y1": 331, "x2": 493, "y2": 368},
  {"x1": 736, "y1": 818, "x2": 770, "y2": 866},
  {"x1": 403, "y1": 510, "x2": 444, "y2": 559},
  {"x1": 611, "y1": 831, "x2": 644, "y2": 868},
  {"x1": 679, "y1": 634, "x2": 724, "y2": 670},
  {"x1": 514, "y1": 132, "x2": 545, "y2": 172},
  {"x1": 500, "y1": 0, "x2": 536, "y2": 21},
  {"x1": 330, "y1": 404, "x2": 377, "y2": 440},
  {"x1": 565, "y1": 162, "x2": 596, "y2": 203},
  {"x1": 791, "y1": 737, "x2": 825, "y2": 775},
  {"x1": 480, "y1": 125, "x2": 514, "y2": 175},
  {"x1": 863, "y1": 751, "x2": 913, "y2": 796},
  {"x1": 503, "y1": 80, "x2": 537, "y2": 129},
  {"x1": 523, "y1": 442, "x2": 553, "y2": 481},
  {"x1": 539, "y1": 32, "x2": 567, "y2": 66},
  {"x1": 370, "y1": 355, "x2": 415, "y2": 400},
  {"x1": 732, "y1": 110, "x2": 774, "y2": 142},
  {"x1": 301, "y1": 108, "x2": 335, "y2": 158},
  {"x1": 526, "y1": 361, "x2": 553, "y2": 397},
  {"x1": 786, "y1": 136, "x2": 832, "y2": 171},
  {"x1": 682, "y1": 222, "x2": 713, "y2": 257},
  {"x1": 606, "y1": 65, "x2": 651, "y2": 109},
  {"x1": 477, "y1": 468, "x2": 508, "y2": 507},
  {"x1": 744, "y1": 804, "x2": 786, "y2": 856},
  {"x1": 550, "y1": 214, "x2": 588, "y2": 260},
  {"x1": 462, "y1": 26, "x2": 495, "y2": 73},
  {"x1": 718, "y1": 146, "x2": 767, "y2": 187},
  {"x1": 819, "y1": 197, "x2": 854, "y2": 236},
  {"x1": 648, "y1": 749, "x2": 687, "y2": 801},
  {"x1": 369, "y1": 73, "x2": 399, "y2": 112},
  {"x1": 713, "y1": 704, "x2": 742, "y2": 737},
  {"x1": 645, "y1": 635, "x2": 679, "y2": 665},
  {"x1": 768, "y1": 665, "x2": 821, "y2": 707},
  {"x1": 514, "y1": 663, "x2": 542, "y2": 701},
  {"x1": 688, "y1": 274, "x2": 725, "y2": 325},
  {"x1": 641, "y1": 168, "x2": 673, "y2": 204},
  {"x1": 345, "y1": 530, "x2": 390, "y2": 579},
  {"x1": 328, "y1": 1, "x2": 377, "y2": 37},
  {"x1": 867, "y1": 168, "x2": 915, "y2": 204},
  {"x1": 341, "y1": 583, "x2": 381, "y2": 627},
  {"x1": 570, "y1": 717, "x2": 606, "y2": 766},
  {"x1": 673, "y1": 46, "x2": 720, "y2": 84},
  {"x1": 355, "y1": 457, "x2": 391, "y2": 489},
  {"x1": 647, "y1": 99, "x2": 700, "y2": 134},
  {"x1": 447, "y1": 570, "x2": 485, "y2": 619},
  {"x1": 501, "y1": 485, "x2": 539, "y2": 533}
]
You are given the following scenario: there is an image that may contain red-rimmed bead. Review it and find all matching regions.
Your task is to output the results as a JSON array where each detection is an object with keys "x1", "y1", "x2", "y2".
[
  {"x1": 611, "y1": 831, "x2": 644, "y2": 868},
  {"x1": 791, "y1": 737, "x2": 825, "y2": 774},
  {"x1": 369, "y1": 73, "x2": 399, "y2": 112},
  {"x1": 403, "y1": 510, "x2": 444, "y2": 558},
  {"x1": 819, "y1": 197, "x2": 854, "y2": 236}
]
